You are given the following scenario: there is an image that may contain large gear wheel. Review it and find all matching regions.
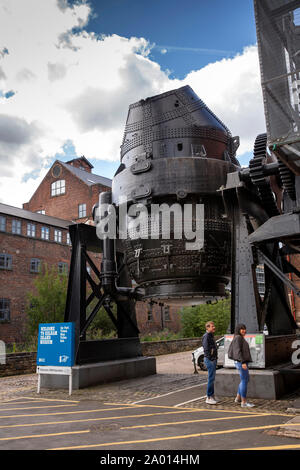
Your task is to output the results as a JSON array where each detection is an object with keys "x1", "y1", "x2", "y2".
[
  {"x1": 249, "y1": 133, "x2": 279, "y2": 217},
  {"x1": 278, "y1": 160, "x2": 296, "y2": 201}
]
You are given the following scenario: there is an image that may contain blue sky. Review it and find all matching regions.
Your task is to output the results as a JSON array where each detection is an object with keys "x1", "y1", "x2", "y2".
[
  {"x1": 83, "y1": 0, "x2": 256, "y2": 78},
  {"x1": 0, "y1": 0, "x2": 264, "y2": 206},
  {"x1": 70, "y1": 0, "x2": 257, "y2": 178}
]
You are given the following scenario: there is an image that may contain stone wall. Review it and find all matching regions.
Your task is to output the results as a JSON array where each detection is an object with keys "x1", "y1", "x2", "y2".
[
  {"x1": 0, "y1": 338, "x2": 205, "y2": 378},
  {"x1": 0, "y1": 352, "x2": 37, "y2": 377}
]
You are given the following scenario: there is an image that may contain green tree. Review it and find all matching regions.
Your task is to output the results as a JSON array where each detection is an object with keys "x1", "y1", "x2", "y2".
[
  {"x1": 26, "y1": 265, "x2": 117, "y2": 344},
  {"x1": 180, "y1": 297, "x2": 231, "y2": 338},
  {"x1": 26, "y1": 265, "x2": 68, "y2": 340},
  {"x1": 86, "y1": 297, "x2": 116, "y2": 339}
]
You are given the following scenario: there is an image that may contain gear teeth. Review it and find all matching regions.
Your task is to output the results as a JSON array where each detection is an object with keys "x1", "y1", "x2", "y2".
[
  {"x1": 249, "y1": 133, "x2": 279, "y2": 217},
  {"x1": 278, "y1": 161, "x2": 296, "y2": 200}
]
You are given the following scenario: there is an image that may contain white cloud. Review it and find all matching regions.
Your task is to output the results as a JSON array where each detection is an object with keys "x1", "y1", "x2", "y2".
[
  {"x1": 173, "y1": 45, "x2": 265, "y2": 156},
  {"x1": 0, "y1": 0, "x2": 265, "y2": 208}
]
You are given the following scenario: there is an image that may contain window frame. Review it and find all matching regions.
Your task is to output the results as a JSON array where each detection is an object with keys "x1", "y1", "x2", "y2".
[
  {"x1": 41, "y1": 226, "x2": 50, "y2": 240},
  {"x1": 12, "y1": 219, "x2": 22, "y2": 235},
  {"x1": 0, "y1": 216, "x2": 6, "y2": 232},
  {"x1": 27, "y1": 223, "x2": 36, "y2": 237},
  {"x1": 0, "y1": 298, "x2": 10, "y2": 322},
  {"x1": 78, "y1": 203, "x2": 87, "y2": 218},
  {"x1": 51, "y1": 179, "x2": 66, "y2": 197},
  {"x1": 54, "y1": 229, "x2": 62, "y2": 243},
  {"x1": 0, "y1": 254, "x2": 12, "y2": 270},
  {"x1": 30, "y1": 258, "x2": 41, "y2": 274},
  {"x1": 147, "y1": 303, "x2": 154, "y2": 322},
  {"x1": 58, "y1": 262, "x2": 68, "y2": 274},
  {"x1": 163, "y1": 305, "x2": 171, "y2": 322}
]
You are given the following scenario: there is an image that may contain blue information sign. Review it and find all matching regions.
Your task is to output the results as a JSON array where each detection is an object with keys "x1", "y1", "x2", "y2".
[{"x1": 37, "y1": 322, "x2": 75, "y2": 367}]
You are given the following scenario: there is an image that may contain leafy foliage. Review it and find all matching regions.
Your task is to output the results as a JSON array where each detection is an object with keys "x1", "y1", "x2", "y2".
[
  {"x1": 25, "y1": 265, "x2": 68, "y2": 341},
  {"x1": 85, "y1": 297, "x2": 116, "y2": 340},
  {"x1": 180, "y1": 297, "x2": 231, "y2": 338},
  {"x1": 25, "y1": 266, "x2": 117, "y2": 343}
]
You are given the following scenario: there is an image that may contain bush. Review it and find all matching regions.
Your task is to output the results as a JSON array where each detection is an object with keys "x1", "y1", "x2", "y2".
[
  {"x1": 25, "y1": 265, "x2": 118, "y2": 345},
  {"x1": 26, "y1": 265, "x2": 68, "y2": 341},
  {"x1": 85, "y1": 297, "x2": 116, "y2": 340},
  {"x1": 180, "y1": 297, "x2": 231, "y2": 338}
]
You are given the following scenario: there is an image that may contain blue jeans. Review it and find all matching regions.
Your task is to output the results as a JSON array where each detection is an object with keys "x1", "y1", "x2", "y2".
[
  {"x1": 204, "y1": 358, "x2": 217, "y2": 397},
  {"x1": 235, "y1": 361, "x2": 249, "y2": 399}
]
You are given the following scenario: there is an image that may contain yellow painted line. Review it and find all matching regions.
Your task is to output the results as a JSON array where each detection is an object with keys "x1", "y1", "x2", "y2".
[
  {"x1": 104, "y1": 402, "x2": 293, "y2": 417},
  {"x1": 0, "y1": 410, "x2": 196, "y2": 429},
  {"x1": 0, "y1": 430, "x2": 90, "y2": 441},
  {"x1": 48, "y1": 423, "x2": 300, "y2": 450},
  {"x1": 0, "y1": 398, "x2": 28, "y2": 404},
  {"x1": 104, "y1": 402, "x2": 257, "y2": 415},
  {"x1": 18, "y1": 396, "x2": 80, "y2": 403},
  {"x1": 0, "y1": 401, "x2": 56, "y2": 406},
  {"x1": 237, "y1": 444, "x2": 300, "y2": 450},
  {"x1": 121, "y1": 413, "x2": 269, "y2": 429},
  {"x1": 0, "y1": 404, "x2": 77, "y2": 411},
  {"x1": 0, "y1": 405, "x2": 140, "y2": 419}
]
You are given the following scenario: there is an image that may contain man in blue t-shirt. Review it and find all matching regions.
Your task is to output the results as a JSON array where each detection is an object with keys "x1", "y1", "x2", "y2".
[{"x1": 202, "y1": 321, "x2": 219, "y2": 405}]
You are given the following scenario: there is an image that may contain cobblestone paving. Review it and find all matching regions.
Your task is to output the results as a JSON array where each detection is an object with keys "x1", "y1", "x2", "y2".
[
  {"x1": 1, "y1": 349, "x2": 300, "y2": 417},
  {"x1": 0, "y1": 372, "x2": 204, "y2": 403},
  {"x1": 182, "y1": 393, "x2": 300, "y2": 415},
  {"x1": 1, "y1": 371, "x2": 300, "y2": 417}
]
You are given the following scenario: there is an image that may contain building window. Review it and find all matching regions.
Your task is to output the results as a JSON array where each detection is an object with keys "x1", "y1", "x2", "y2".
[
  {"x1": 0, "y1": 299, "x2": 10, "y2": 322},
  {"x1": 58, "y1": 262, "x2": 68, "y2": 274},
  {"x1": 54, "y1": 229, "x2": 62, "y2": 243},
  {"x1": 51, "y1": 180, "x2": 65, "y2": 197},
  {"x1": 163, "y1": 305, "x2": 171, "y2": 321},
  {"x1": 30, "y1": 258, "x2": 41, "y2": 273},
  {"x1": 27, "y1": 223, "x2": 36, "y2": 237},
  {"x1": 147, "y1": 303, "x2": 153, "y2": 322},
  {"x1": 37, "y1": 210, "x2": 45, "y2": 215},
  {"x1": 0, "y1": 254, "x2": 12, "y2": 270},
  {"x1": 41, "y1": 226, "x2": 50, "y2": 240},
  {"x1": 12, "y1": 219, "x2": 22, "y2": 234},
  {"x1": 0, "y1": 216, "x2": 6, "y2": 232},
  {"x1": 66, "y1": 232, "x2": 71, "y2": 245},
  {"x1": 256, "y1": 265, "x2": 265, "y2": 295},
  {"x1": 78, "y1": 203, "x2": 86, "y2": 218}
]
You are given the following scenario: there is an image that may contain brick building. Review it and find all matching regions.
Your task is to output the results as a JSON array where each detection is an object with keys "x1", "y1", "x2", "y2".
[
  {"x1": 23, "y1": 157, "x2": 112, "y2": 222},
  {"x1": 0, "y1": 203, "x2": 74, "y2": 343},
  {"x1": 0, "y1": 157, "x2": 181, "y2": 344}
]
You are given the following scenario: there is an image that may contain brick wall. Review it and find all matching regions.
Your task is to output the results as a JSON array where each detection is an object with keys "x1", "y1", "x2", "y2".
[{"x1": 0, "y1": 218, "x2": 71, "y2": 343}]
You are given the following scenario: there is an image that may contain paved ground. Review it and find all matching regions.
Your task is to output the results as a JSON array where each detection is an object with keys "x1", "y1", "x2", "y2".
[{"x1": 0, "y1": 350, "x2": 300, "y2": 450}]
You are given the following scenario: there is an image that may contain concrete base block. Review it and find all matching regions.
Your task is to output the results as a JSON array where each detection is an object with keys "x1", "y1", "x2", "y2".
[
  {"x1": 40, "y1": 356, "x2": 156, "y2": 390},
  {"x1": 215, "y1": 367, "x2": 300, "y2": 400}
]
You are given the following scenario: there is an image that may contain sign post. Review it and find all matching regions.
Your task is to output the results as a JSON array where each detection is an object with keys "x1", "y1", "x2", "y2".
[{"x1": 36, "y1": 322, "x2": 75, "y2": 395}]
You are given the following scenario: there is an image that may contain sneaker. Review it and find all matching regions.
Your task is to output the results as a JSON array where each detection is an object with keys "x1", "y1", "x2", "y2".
[
  {"x1": 241, "y1": 402, "x2": 255, "y2": 408},
  {"x1": 206, "y1": 396, "x2": 217, "y2": 405},
  {"x1": 234, "y1": 396, "x2": 241, "y2": 403}
]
